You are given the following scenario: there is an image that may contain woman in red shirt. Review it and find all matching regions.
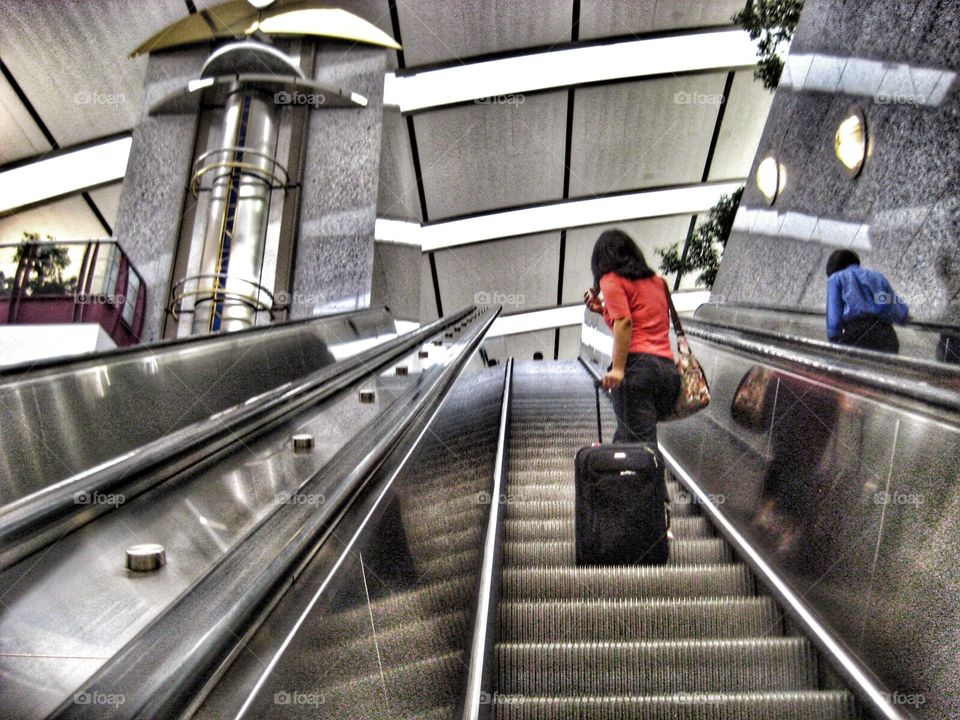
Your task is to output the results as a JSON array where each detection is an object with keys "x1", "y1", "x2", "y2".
[{"x1": 584, "y1": 229, "x2": 680, "y2": 444}]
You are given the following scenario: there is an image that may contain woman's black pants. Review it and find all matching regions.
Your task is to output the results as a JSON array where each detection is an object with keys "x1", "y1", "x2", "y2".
[{"x1": 609, "y1": 353, "x2": 681, "y2": 444}]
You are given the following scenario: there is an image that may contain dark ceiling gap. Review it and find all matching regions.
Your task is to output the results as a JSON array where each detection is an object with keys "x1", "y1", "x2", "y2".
[
  {"x1": 673, "y1": 69, "x2": 737, "y2": 290},
  {"x1": 389, "y1": 0, "x2": 442, "y2": 317},
  {"x1": 183, "y1": 0, "x2": 198, "y2": 14},
  {"x1": 554, "y1": 0, "x2": 579, "y2": 360},
  {"x1": 0, "y1": 56, "x2": 113, "y2": 236}
]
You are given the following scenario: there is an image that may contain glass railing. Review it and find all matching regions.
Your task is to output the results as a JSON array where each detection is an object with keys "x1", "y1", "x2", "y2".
[{"x1": 0, "y1": 239, "x2": 146, "y2": 346}]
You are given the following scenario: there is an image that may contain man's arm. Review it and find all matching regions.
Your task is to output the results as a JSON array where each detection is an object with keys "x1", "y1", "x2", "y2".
[{"x1": 826, "y1": 274, "x2": 842, "y2": 341}]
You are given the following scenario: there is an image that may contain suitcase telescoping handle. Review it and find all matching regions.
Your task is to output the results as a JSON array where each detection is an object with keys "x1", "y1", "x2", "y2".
[{"x1": 593, "y1": 378, "x2": 603, "y2": 444}]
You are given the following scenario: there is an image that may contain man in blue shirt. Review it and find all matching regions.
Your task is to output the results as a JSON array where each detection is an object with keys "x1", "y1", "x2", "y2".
[{"x1": 825, "y1": 249, "x2": 908, "y2": 353}]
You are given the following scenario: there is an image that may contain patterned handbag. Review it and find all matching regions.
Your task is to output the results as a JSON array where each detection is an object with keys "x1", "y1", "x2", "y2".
[{"x1": 662, "y1": 279, "x2": 710, "y2": 420}]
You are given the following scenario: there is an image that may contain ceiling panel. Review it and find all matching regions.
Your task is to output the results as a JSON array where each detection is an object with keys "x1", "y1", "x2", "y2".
[
  {"x1": 558, "y1": 324, "x2": 582, "y2": 359},
  {"x1": 414, "y1": 91, "x2": 567, "y2": 220},
  {"x1": 708, "y1": 71, "x2": 775, "y2": 181},
  {"x1": 0, "y1": 0, "x2": 187, "y2": 147},
  {"x1": 578, "y1": 0, "x2": 743, "y2": 40},
  {"x1": 396, "y1": 0, "x2": 572, "y2": 67},
  {"x1": 420, "y1": 253, "x2": 438, "y2": 322},
  {"x1": 0, "y1": 77, "x2": 53, "y2": 165},
  {"x1": 87, "y1": 182, "x2": 124, "y2": 229},
  {"x1": 377, "y1": 108, "x2": 421, "y2": 221},
  {"x1": 483, "y1": 328, "x2": 556, "y2": 363},
  {"x1": 0, "y1": 194, "x2": 105, "y2": 245},
  {"x1": 568, "y1": 73, "x2": 726, "y2": 197},
  {"x1": 434, "y1": 232, "x2": 560, "y2": 315},
  {"x1": 561, "y1": 215, "x2": 694, "y2": 303}
]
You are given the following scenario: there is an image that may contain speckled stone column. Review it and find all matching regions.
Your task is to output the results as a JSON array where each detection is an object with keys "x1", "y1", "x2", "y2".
[
  {"x1": 289, "y1": 44, "x2": 387, "y2": 318},
  {"x1": 712, "y1": 0, "x2": 960, "y2": 327},
  {"x1": 112, "y1": 48, "x2": 206, "y2": 343}
]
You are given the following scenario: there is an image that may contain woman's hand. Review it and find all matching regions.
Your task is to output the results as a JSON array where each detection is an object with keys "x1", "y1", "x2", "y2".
[
  {"x1": 602, "y1": 367, "x2": 624, "y2": 390},
  {"x1": 583, "y1": 288, "x2": 602, "y2": 314}
]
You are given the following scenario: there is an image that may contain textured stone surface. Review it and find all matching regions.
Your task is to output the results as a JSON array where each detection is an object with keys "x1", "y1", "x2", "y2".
[
  {"x1": 290, "y1": 44, "x2": 387, "y2": 318},
  {"x1": 713, "y1": 0, "x2": 960, "y2": 331},
  {"x1": 112, "y1": 48, "x2": 207, "y2": 342}
]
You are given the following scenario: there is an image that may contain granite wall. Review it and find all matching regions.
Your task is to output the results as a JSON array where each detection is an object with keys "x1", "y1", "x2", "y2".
[
  {"x1": 289, "y1": 44, "x2": 387, "y2": 318},
  {"x1": 112, "y1": 48, "x2": 206, "y2": 343},
  {"x1": 713, "y1": 0, "x2": 960, "y2": 329}
]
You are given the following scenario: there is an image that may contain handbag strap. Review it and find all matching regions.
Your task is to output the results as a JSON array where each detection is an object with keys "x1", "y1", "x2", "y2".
[{"x1": 661, "y1": 277, "x2": 685, "y2": 338}]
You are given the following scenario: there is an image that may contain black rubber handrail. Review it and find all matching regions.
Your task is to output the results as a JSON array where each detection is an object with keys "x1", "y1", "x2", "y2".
[
  {"x1": 0, "y1": 307, "x2": 475, "y2": 571},
  {"x1": 50, "y1": 305, "x2": 500, "y2": 720}
]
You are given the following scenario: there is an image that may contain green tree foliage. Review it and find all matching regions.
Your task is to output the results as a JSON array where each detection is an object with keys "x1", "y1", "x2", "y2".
[
  {"x1": 657, "y1": 187, "x2": 743, "y2": 289},
  {"x1": 13, "y1": 232, "x2": 75, "y2": 295},
  {"x1": 733, "y1": 0, "x2": 805, "y2": 90}
]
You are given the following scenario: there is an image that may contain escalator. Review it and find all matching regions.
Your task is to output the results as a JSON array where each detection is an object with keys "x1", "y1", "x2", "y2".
[
  {"x1": 490, "y1": 362, "x2": 859, "y2": 719},
  {"x1": 0, "y1": 302, "x2": 939, "y2": 719}
]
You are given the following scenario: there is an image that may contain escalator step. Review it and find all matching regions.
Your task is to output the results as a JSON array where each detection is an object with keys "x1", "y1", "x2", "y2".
[
  {"x1": 502, "y1": 515, "x2": 712, "y2": 542},
  {"x1": 502, "y1": 565, "x2": 754, "y2": 600},
  {"x1": 502, "y1": 539, "x2": 732, "y2": 567},
  {"x1": 496, "y1": 638, "x2": 818, "y2": 694},
  {"x1": 498, "y1": 598, "x2": 782, "y2": 642},
  {"x1": 505, "y1": 500, "x2": 698, "y2": 520},
  {"x1": 491, "y1": 691, "x2": 860, "y2": 719}
]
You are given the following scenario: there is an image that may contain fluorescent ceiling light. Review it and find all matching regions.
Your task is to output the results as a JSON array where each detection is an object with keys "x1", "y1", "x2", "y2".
[
  {"x1": 733, "y1": 207, "x2": 871, "y2": 251},
  {"x1": 384, "y1": 30, "x2": 759, "y2": 112},
  {"x1": 0, "y1": 136, "x2": 132, "y2": 214},
  {"x1": 486, "y1": 305, "x2": 584, "y2": 338},
  {"x1": 418, "y1": 182, "x2": 744, "y2": 251},
  {"x1": 374, "y1": 218, "x2": 422, "y2": 247}
]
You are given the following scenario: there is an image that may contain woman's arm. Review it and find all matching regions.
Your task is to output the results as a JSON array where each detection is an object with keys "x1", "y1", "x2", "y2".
[{"x1": 603, "y1": 316, "x2": 632, "y2": 390}]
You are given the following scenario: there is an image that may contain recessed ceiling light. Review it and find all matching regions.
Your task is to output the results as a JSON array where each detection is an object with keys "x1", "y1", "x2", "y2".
[
  {"x1": 247, "y1": 0, "x2": 275, "y2": 9},
  {"x1": 835, "y1": 106, "x2": 867, "y2": 177}
]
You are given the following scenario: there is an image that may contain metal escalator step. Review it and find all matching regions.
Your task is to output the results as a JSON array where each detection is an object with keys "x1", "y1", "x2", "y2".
[
  {"x1": 502, "y1": 539, "x2": 732, "y2": 567},
  {"x1": 502, "y1": 565, "x2": 754, "y2": 600},
  {"x1": 319, "y1": 577, "x2": 474, "y2": 642},
  {"x1": 496, "y1": 638, "x2": 818, "y2": 694},
  {"x1": 287, "y1": 651, "x2": 463, "y2": 717},
  {"x1": 421, "y1": 548, "x2": 480, "y2": 580},
  {"x1": 502, "y1": 515, "x2": 712, "y2": 542},
  {"x1": 492, "y1": 691, "x2": 860, "y2": 719},
  {"x1": 498, "y1": 598, "x2": 782, "y2": 642},
  {"x1": 505, "y1": 484, "x2": 574, "y2": 502},
  {"x1": 311, "y1": 610, "x2": 468, "y2": 671},
  {"x1": 506, "y1": 500, "x2": 697, "y2": 520}
]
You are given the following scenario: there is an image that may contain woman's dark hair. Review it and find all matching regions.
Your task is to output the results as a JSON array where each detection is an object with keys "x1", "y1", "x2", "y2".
[
  {"x1": 591, "y1": 229, "x2": 654, "y2": 289},
  {"x1": 826, "y1": 249, "x2": 860, "y2": 277}
]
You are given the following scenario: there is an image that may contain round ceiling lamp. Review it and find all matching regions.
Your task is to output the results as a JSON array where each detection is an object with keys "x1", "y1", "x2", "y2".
[
  {"x1": 756, "y1": 154, "x2": 786, "y2": 205},
  {"x1": 835, "y1": 106, "x2": 867, "y2": 177}
]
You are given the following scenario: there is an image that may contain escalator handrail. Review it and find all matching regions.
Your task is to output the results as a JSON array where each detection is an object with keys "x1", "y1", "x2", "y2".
[
  {"x1": 679, "y1": 320, "x2": 960, "y2": 414},
  {"x1": 578, "y1": 357, "x2": 913, "y2": 720},
  {"x1": 459, "y1": 358, "x2": 512, "y2": 720},
  {"x1": 686, "y1": 315, "x2": 960, "y2": 379},
  {"x1": 0, "y1": 305, "x2": 393, "y2": 379},
  {"x1": 49, "y1": 306, "x2": 500, "y2": 720},
  {"x1": 0, "y1": 307, "x2": 475, "y2": 572}
]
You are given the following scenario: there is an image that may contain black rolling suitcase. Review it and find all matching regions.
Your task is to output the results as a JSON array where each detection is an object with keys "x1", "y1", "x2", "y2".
[{"x1": 574, "y1": 380, "x2": 669, "y2": 566}]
